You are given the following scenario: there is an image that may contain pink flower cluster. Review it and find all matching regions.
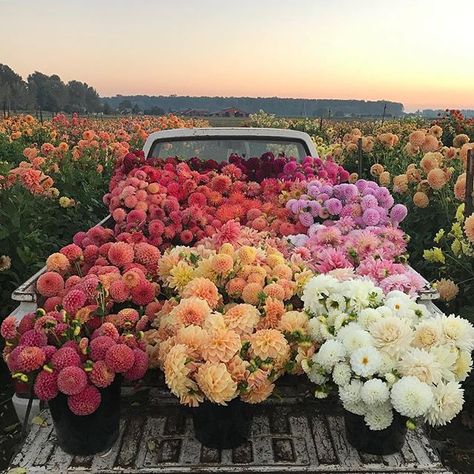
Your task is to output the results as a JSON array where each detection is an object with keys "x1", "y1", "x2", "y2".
[
  {"x1": 104, "y1": 159, "x2": 310, "y2": 249},
  {"x1": 288, "y1": 215, "x2": 424, "y2": 295},
  {"x1": 36, "y1": 227, "x2": 162, "y2": 318},
  {"x1": 286, "y1": 179, "x2": 408, "y2": 229},
  {"x1": 1, "y1": 310, "x2": 148, "y2": 416}
]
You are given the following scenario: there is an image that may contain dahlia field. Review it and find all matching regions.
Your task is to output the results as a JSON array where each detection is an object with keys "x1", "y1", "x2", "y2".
[{"x1": 0, "y1": 111, "x2": 473, "y2": 322}]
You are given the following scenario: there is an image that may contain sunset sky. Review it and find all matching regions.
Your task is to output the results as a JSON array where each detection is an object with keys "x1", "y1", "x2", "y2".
[{"x1": 1, "y1": 0, "x2": 473, "y2": 112}]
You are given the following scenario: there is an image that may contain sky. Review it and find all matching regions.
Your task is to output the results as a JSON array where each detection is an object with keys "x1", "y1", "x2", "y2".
[{"x1": 1, "y1": 0, "x2": 473, "y2": 112}]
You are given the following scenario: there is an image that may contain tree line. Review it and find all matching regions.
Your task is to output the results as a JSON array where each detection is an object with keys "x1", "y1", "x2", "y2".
[
  {"x1": 0, "y1": 64, "x2": 103, "y2": 115},
  {"x1": 104, "y1": 95, "x2": 405, "y2": 118}
]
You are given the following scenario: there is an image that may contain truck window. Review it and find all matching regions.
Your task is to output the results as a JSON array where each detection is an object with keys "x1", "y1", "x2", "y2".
[{"x1": 148, "y1": 137, "x2": 309, "y2": 161}]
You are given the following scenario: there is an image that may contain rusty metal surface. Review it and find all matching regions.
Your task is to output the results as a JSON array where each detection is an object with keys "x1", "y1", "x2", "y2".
[{"x1": 10, "y1": 386, "x2": 452, "y2": 474}]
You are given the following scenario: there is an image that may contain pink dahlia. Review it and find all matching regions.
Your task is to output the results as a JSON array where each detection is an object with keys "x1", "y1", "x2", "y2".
[
  {"x1": 124, "y1": 348, "x2": 148, "y2": 381},
  {"x1": 130, "y1": 280, "x2": 155, "y2": 306},
  {"x1": 17, "y1": 346, "x2": 46, "y2": 372},
  {"x1": 117, "y1": 308, "x2": 139, "y2": 328},
  {"x1": 60, "y1": 243, "x2": 83, "y2": 262},
  {"x1": 43, "y1": 296, "x2": 63, "y2": 312},
  {"x1": 51, "y1": 347, "x2": 81, "y2": 370},
  {"x1": 89, "y1": 360, "x2": 115, "y2": 388},
  {"x1": 107, "y1": 242, "x2": 134, "y2": 267},
  {"x1": 68, "y1": 385, "x2": 101, "y2": 416},
  {"x1": 81, "y1": 275, "x2": 100, "y2": 299},
  {"x1": 19, "y1": 329, "x2": 47, "y2": 347},
  {"x1": 105, "y1": 344, "x2": 135, "y2": 373},
  {"x1": 65, "y1": 275, "x2": 82, "y2": 290},
  {"x1": 109, "y1": 280, "x2": 130, "y2": 303},
  {"x1": 134, "y1": 242, "x2": 160, "y2": 268},
  {"x1": 1, "y1": 315, "x2": 17, "y2": 340},
  {"x1": 314, "y1": 248, "x2": 352, "y2": 273},
  {"x1": 36, "y1": 272, "x2": 65, "y2": 297},
  {"x1": 43, "y1": 345, "x2": 57, "y2": 361},
  {"x1": 58, "y1": 366, "x2": 88, "y2": 395},
  {"x1": 92, "y1": 322, "x2": 120, "y2": 341},
  {"x1": 89, "y1": 336, "x2": 116, "y2": 361},
  {"x1": 62, "y1": 289, "x2": 87, "y2": 314},
  {"x1": 18, "y1": 312, "x2": 35, "y2": 334},
  {"x1": 34, "y1": 370, "x2": 58, "y2": 401}
]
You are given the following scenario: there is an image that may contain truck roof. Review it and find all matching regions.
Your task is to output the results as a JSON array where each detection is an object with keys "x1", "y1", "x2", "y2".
[{"x1": 142, "y1": 127, "x2": 318, "y2": 158}]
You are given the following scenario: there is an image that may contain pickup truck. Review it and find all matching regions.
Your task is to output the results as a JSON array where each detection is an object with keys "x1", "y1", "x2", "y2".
[{"x1": 8, "y1": 128, "x2": 447, "y2": 474}]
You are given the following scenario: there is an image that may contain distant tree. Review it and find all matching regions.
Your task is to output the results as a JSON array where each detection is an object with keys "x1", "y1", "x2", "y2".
[
  {"x1": 28, "y1": 72, "x2": 67, "y2": 112},
  {"x1": 118, "y1": 99, "x2": 132, "y2": 113},
  {"x1": 84, "y1": 85, "x2": 101, "y2": 113},
  {"x1": 144, "y1": 105, "x2": 165, "y2": 115},
  {"x1": 131, "y1": 104, "x2": 141, "y2": 115},
  {"x1": 0, "y1": 64, "x2": 33, "y2": 113},
  {"x1": 66, "y1": 80, "x2": 86, "y2": 112},
  {"x1": 102, "y1": 102, "x2": 113, "y2": 115}
]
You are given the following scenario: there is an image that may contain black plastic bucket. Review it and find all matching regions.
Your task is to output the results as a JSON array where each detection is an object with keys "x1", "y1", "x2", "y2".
[
  {"x1": 344, "y1": 411, "x2": 407, "y2": 455},
  {"x1": 48, "y1": 377, "x2": 121, "y2": 455},
  {"x1": 192, "y1": 399, "x2": 251, "y2": 449}
]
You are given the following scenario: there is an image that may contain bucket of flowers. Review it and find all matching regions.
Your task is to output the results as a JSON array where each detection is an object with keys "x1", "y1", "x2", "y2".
[
  {"x1": 1, "y1": 305, "x2": 149, "y2": 455},
  {"x1": 300, "y1": 274, "x2": 474, "y2": 455},
  {"x1": 143, "y1": 237, "x2": 314, "y2": 449}
]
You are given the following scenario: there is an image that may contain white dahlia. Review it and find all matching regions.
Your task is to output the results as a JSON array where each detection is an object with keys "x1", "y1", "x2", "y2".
[
  {"x1": 343, "y1": 400, "x2": 367, "y2": 416},
  {"x1": 337, "y1": 324, "x2": 373, "y2": 353},
  {"x1": 364, "y1": 403, "x2": 394, "y2": 431},
  {"x1": 307, "y1": 363, "x2": 329, "y2": 385},
  {"x1": 332, "y1": 362, "x2": 352, "y2": 386},
  {"x1": 430, "y1": 345, "x2": 457, "y2": 382},
  {"x1": 424, "y1": 381, "x2": 464, "y2": 426},
  {"x1": 302, "y1": 275, "x2": 338, "y2": 315},
  {"x1": 370, "y1": 316, "x2": 413, "y2": 358},
  {"x1": 440, "y1": 315, "x2": 474, "y2": 352},
  {"x1": 412, "y1": 319, "x2": 444, "y2": 350},
  {"x1": 398, "y1": 348, "x2": 442, "y2": 385},
  {"x1": 307, "y1": 317, "x2": 325, "y2": 342},
  {"x1": 358, "y1": 308, "x2": 382, "y2": 330},
  {"x1": 350, "y1": 346, "x2": 382, "y2": 378},
  {"x1": 313, "y1": 340, "x2": 346, "y2": 371},
  {"x1": 454, "y1": 351, "x2": 473, "y2": 382},
  {"x1": 339, "y1": 379, "x2": 363, "y2": 405},
  {"x1": 360, "y1": 379, "x2": 390, "y2": 405},
  {"x1": 390, "y1": 376, "x2": 434, "y2": 418}
]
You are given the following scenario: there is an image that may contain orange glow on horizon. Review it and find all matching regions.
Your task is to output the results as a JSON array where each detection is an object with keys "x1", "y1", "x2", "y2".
[{"x1": 1, "y1": 0, "x2": 473, "y2": 112}]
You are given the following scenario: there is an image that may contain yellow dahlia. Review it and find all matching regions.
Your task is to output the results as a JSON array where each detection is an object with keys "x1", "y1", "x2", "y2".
[
  {"x1": 170, "y1": 297, "x2": 212, "y2": 327},
  {"x1": 237, "y1": 246, "x2": 257, "y2": 265},
  {"x1": 175, "y1": 325, "x2": 206, "y2": 357},
  {"x1": 250, "y1": 329, "x2": 290, "y2": 361},
  {"x1": 182, "y1": 277, "x2": 219, "y2": 309},
  {"x1": 195, "y1": 362, "x2": 237, "y2": 404},
  {"x1": 201, "y1": 327, "x2": 241, "y2": 363},
  {"x1": 279, "y1": 310, "x2": 308, "y2": 334},
  {"x1": 435, "y1": 279, "x2": 460, "y2": 302},
  {"x1": 224, "y1": 304, "x2": 260, "y2": 336},
  {"x1": 168, "y1": 261, "x2": 195, "y2": 291},
  {"x1": 464, "y1": 215, "x2": 474, "y2": 243},
  {"x1": 164, "y1": 344, "x2": 193, "y2": 398}
]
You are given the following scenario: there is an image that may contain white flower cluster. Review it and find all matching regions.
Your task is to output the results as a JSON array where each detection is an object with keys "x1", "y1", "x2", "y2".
[{"x1": 302, "y1": 275, "x2": 474, "y2": 430}]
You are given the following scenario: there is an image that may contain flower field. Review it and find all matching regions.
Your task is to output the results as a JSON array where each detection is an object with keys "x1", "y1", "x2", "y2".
[
  {"x1": 1, "y1": 111, "x2": 473, "y2": 320},
  {"x1": 0, "y1": 111, "x2": 473, "y2": 430}
]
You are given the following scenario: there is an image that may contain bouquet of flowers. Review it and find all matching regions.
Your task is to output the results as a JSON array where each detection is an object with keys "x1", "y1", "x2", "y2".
[
  {"x1": 1, "y1": 307, "x2": 148, "y2": 415},
  {"x1": 143, "y1": 240, "x2": 315, "y2": 406},
  {"x1": 301, "y1": 274, "x2": 474, "y2": 430}
]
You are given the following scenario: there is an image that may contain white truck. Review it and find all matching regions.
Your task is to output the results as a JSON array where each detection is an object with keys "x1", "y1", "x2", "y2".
[{"x1": 8, "y1": 128, "x2": 447, "y2": 474}]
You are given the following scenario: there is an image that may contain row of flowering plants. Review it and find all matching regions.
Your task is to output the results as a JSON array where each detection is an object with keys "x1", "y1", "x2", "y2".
[
  {"x1": 0, "y1": 114, "x2": 206, "y2": 315},
  {"x1": 249, "y1": 112, "x2": 474, "y2": 316}
]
